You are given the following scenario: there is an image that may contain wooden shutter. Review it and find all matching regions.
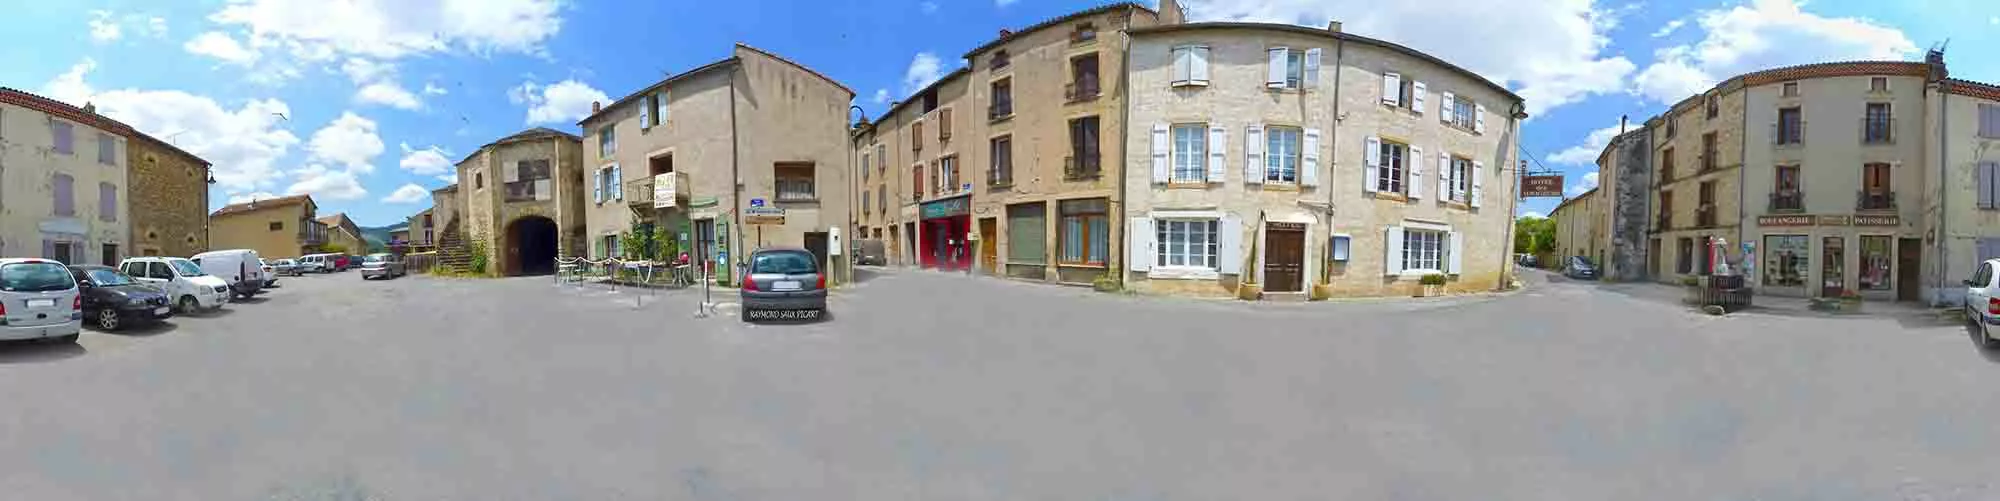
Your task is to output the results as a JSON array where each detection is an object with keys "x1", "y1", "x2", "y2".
[
  {"x1": 1475, "y1": 104, "x2": 1488, "y2": 134},
  {"x1": 1301, "y1": 128, "x2": 1321, "y2": 187},
  {"x1": 1218, "y1": 215, "x2": 1243, "y2": 274},
  {"x1": 1440, "y1": 91, "x2": 1456, "y2": 124},
  {"x1": 1448, "y1": 231, "x2": 1464, "y2": 274},
  {"x1": 1412, "y1": 81, "x2": 1427, "y2": 114},
  {"x1": 1128, "y1": 217, "x2": 1153, "y2": 272},
  {"x1": 1244, "y1": 125, "x2": 1264, "y2": 184},
  {"x1": 1266, "y1": 48, "x2": 1287, "y2": 88},
  {"x1": 659, "y1": 90, "x2": 669, "y2": 122},
  {"x1": 1303, "y1": 48, "x2": 1323, "y2": 88},
  {"x1": 1207, "y1": 124, "x2": 1227, "y2": 183},
  {"x1": 1381, "y1": 72, "x2": 1401, "y2": 106},
  {"x1": 1151, "y1": 123, "x2": 1170, "y2": 184},
  {"x1": 940, "y1": 108, "x2": 953, "y2": 140},
  {"x1": 1363, "y1": 136, "x2": 1381, "y2": 193},
  {"x1": 1982, "y1": 162, "x2": 1998, "y2": 209},
  {"x1": 1191, "y1": 46, "x2": 1211, "y2": 84},
  {"x1": 639, "y1": 95, "x2": 651, "y2": 129},
  {"x1": 1172, "y1": 47, "x2": 1191, "y2": 84},
  {"x1": 1384, "y1": 226, "x2": 1404, "y2": 275},
  {"x1": 593, "y1": 168, "x2": 604, "y2": 203},
  {"x1": 1438, "y1": 152, "x2": 1452, "y2": 202},
  {"x1": 1470, "y1": 161, "x2": 1485, "y2": 208},
  {"x1": 611, "y1": 165, "x2": 622, "y2": 200},
  {"x1": 1408, "y1": 146, "x2": 1424, "y2": 199}
]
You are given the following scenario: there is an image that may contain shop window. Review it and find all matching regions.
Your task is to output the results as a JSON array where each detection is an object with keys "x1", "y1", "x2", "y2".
[
  {"x1": 1155, "y1": 219, "x2": 1218, "y2": 269},
  {"x1": 1860, "y1": 236, "x2": 1892, "y2": 290},
  {"x1": 1057, "y1": 198, "x2": 1107, "y2": 266},
  {"x1": 1764, "y1": 235, "x2": 1808, "y2": 287}
]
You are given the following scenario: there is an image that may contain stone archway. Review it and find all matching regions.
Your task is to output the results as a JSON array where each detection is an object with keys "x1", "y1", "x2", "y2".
[{"x1": 504, "y1": 215, "x2": 559, "y2": 276}]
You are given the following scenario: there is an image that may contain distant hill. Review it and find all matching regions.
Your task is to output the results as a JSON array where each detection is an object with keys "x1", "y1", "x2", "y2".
[{"x1": 359, "y1": 224, "x2": 405, "y2": 252}]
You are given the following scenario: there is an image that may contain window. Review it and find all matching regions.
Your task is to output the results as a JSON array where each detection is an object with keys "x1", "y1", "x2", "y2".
[
  {"x1": 52, "y1": 173, "x2": 73, "y2": 216},
  {"x1": 50, "y1": 242, "x2": 74, "y2": 265},
  {"x1": 875, "y1": 144, "x2": 886, "y2": 174},
  {"x1": 598, "y1": 127, "x2": 615, "y2": 156},
  {"x1": 51, "y1": 121, "x2": 73, "y2": 154},
  {"x1": 1450, "y1": 96, "x2": 1475, "y2": 130},
  {"x1": 1170, "y1": 45, "x2": 1211, "y2": 86},
  {"x1": 1057, "y1": 198, "x2": 1108, "y2": 266},
  {"x1": 990, "y1": 79, "x2": 1013, "y2": 118},
  {"x1": 775, "y1": 163, "x2": 816, "y2": 201},
  {"x1": 1661, "y1": 148, "x2": 1676, "y2": 182},
  {"x1": 1285, "y1": 50, "x2": 1305, "y2": 88},
  {"x1": 1448, "y1": 157, "x2": 1473, "y2": 202},
  {"x1": 937, "y1": 156, "x2": 959, "y2": 194},
  {"x1": 1979, "y1": 162, "x2": 2000, "y2": 210},
  {"x1": 1864, "y1": 102, "x2": 1892, "y2": 144},
  {"x1": 1860, "y1": 235, "x2": 1892, "y2": 291},
  {"x1": 1764, "y1": 235, "x2": 1808, "y2": 286},
  {"x1": 1705, "y1": 94, "x2": 1719, "y2": 118},
  {"x1": 101, "y1": 244, "x2": 117, "y2": 267},
  {"x1": 1265, "y1": 126, "x2": 1300, "y2": 183},
  {"x1": 861, "y1": 190, "x2": 870, "y2": 215},
  {"x1": 1067, "y1": 116, "x2": 1101, "y2": 177},
  {"x1": 877, "y1": 185, "x2": 886, "y2": 213},
  {"x1": 1981, "y1": 104, "x2": 2000, "y2": 139},
  {"x1": 861, "y1": 151, "x2": 870, "y2": 181},
  {"x1": 1701, "y1": 132, "x2": 1718, "y2": 171},
  {"x1": 1782, "y1": 82, "x2": 1799, "y2": 97},
  {"x1": 1664, "y1": 118, "x2": 1678, "y2": 138},
  {"x1": 516, "y1": 159, "x2": 551, "y2": 180},
  {"x1": 1171, "y1": 124, "x2": 1207, "y2": 182},
  {"x1": 1394, "y1": 79, "x2": 1415, "y2": 110},
  {"x1": 98, "y1": 182, "x2": 115, "y2": 222},
  {"x1": 1155, "y1": 219, "x2": 1218, "y2": 269},
  {"x1": 990, "y1": 136, "x2": 1013, "y2": 186},
  {"x1": 1007, "y1": 202, "x2": 1048, "y2": 264},
  {"x1": 1072, "y1": 23, "x2": 1096, "y2": 43},
  {"x1": 1659, "y1": 190, "x2": 1674, "y2": 230},
  {"x1": 1677, "y1": 237, "x2": 1694, "y2": 274},
  {"x1": 921, "y1": 91, "x2": 938, "y2": 113},
  {"x1": 991, "y1": 49, "x2": 1009, "y2": 70},
  {"x1": 912, "y1": 165, "x2": 923, "y2": 201},
  {"x1": 1698, "y1": 181, "x2": 1716, "y2": 227},
  {"x1": 912, "y1": 121, "x2": 924, "y2": 151},
  {"x1": 269, "y1": 221, "x2": 284, "y2": 231},
  {"x1": 938, "y1": 108, "x2": 953, "y2": 141},
  {"x1": 1861, "y1": 162, "x2": 1893, "y2": 210},
  {"x1": 1870, "y1": 77, "x2": 1888, "y2": 92},
  {"x1": 97, "y1": 133, "x2": 115, "y2": 165},
  {"x1": 1403, "y1": 229, "x2": 1446, "y2": 272},
  {"x1": 1777, "y1": 107, "x2": 1803, "y2": 145},
  {"x1": 1774, "y1": 165, "x2": 1802, "y2": 211},
  {"x1": 1068, "y1": 54, "x2": 1100, "y2": 101},
  {"x1": 1375, "y1": 140, "x2": 1408, "y2": 193}
]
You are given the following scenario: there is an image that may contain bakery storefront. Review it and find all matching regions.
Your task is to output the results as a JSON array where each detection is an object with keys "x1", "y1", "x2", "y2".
[{"x1": 1753, "y1": 214, "x2": 1917, "y2": 300}]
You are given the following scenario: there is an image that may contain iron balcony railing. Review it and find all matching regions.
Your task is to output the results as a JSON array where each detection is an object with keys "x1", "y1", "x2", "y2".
[
  {"x1": 1769, "y1": 191, "x2": 1804, "y2": 212},
  {"x1": 1862, "y1": 117, "x2": 1895, "y2": 144},
  {"x1": 1857, "y1": 190, "x2": 1896, "y2": 211},
  {"x1": 1064, "y1": 154, "x2": 1101, "y2": 179},
  {"x1": 624, "y1": 171, "x2": 691, "y2": 207},
  {"x1": 1772, "y1": 120, "x2": 1807, "y2": 146}
]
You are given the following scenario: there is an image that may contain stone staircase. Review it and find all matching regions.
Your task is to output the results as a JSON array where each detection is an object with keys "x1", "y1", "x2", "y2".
[{"x1": 433, "y1": 219, "x2": 472, "y2": 273}]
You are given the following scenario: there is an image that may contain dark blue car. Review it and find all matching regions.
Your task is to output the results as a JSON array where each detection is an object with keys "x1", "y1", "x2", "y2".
[{"x1": 1563, "y1": 256, "x2": 1599, "y2": 280}]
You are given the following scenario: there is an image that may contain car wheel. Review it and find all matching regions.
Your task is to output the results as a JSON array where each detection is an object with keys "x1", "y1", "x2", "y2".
[
  {"x1": 96, "y1": 309, "x2": 120, "y2": 331},
  {"x1": 178, "y1": 296, "x2": 199, "y2": 314}
]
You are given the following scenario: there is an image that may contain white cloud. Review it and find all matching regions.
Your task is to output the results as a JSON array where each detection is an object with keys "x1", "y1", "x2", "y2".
[
  {"x1": 1567, "y1": 171, "x2": 1600, "y2": 196},
  {"x1": 1547, "y1": 124, "x2": 1625, "y2": 165},
  {"x1": 89, "y1": 10, "x2": 122, "y2": 43},
  {"x1": 382, "y1": 183, "x2": 431, "y2": 204},
  {"x1": 509, "y1": 79, "x2": 609, "y2": 125},
  {"x1": 1631, "y1": 0, "x2": 1917, "y2": 104},
  {"x1": 356, "y1": 81, "x2": 422, "y2": 109},
  {"x1": 147, "y1": 17, "x2": 167, "y2": 37},
  {"x1": 920, "y1": 1, "x2": 939, "y2": 14},
  {"x1": 422, "y1": 82, "x2": 448, "y2": 95},
  {"x1": 872, "y1": 88, "x2": 890, "y2": 105},
  {"x1": 1651, "y1": 18, "x2": 1685, "y2": 37},
  {"x1": 203, "y1": 0, "x2": 565, "y2": 62},
  {"x1": 285, "y1": 165, "x2": 368, "y2": 200},
  {"x1": 1989, "y1": 16, "x2": 1998, "y2": 25},
  {"x1": 900, "y1": 52, "x2": 944, "y2": 96},
  {"x1": 1520, "y1": 210, "x2": 1547, "y2": 219},
  {"x1": 1180, "y1": 0, "x2": 1636, "y2": 116},
  {"x1": 227, "y1": 192, "x2": 282, "y2": 204},
  {"x1": 184, "y1": 31, "x2": 259, "y2": 65},
  {"x1": 42, "y1": 59, "x2": 301, "y2": 191},
  {"x1": 398, "y1": 143, "x2": 454, "y2": 175},
  {"x1": 339, "y1": 58, "x2": 392, "y2": 83},
  {"x1": 436, "y1": 172, "x2": 459, "y2": 184},
  {"x1": 307, "y1": 112, "x2": 384, "y2": 173}
]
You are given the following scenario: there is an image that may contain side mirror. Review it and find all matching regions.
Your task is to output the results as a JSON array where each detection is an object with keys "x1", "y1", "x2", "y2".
[{"x1": 1966, "y1": 279, "x2": 1980, "y2": 287}]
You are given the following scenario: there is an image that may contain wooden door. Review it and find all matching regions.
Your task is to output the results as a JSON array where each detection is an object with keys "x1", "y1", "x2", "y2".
[
  {"x1": 1820, "y1": 236, "x2": 1845, "y2": 297},
  {"x1": 1264, "y1": 224, "x2": 1305, "y2": 292},
  {"x1": 1898, "y1": 238, "x2": 1921, "y2": 301},
  {"x1": 979, "y1": 218, "x2": 997, "y2": 275}
]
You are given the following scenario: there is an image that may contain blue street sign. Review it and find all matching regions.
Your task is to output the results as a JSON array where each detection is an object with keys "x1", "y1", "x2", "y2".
[{"x1": 750, "y1": 198, "x2": 766, "y2": 207}]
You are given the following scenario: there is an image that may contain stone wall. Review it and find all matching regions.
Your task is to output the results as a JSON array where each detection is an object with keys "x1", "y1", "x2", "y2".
[
  {"x1": 1608, "y1": 128, "x2": 1652, "y2": 281},
  {"x1": 127, "y1": 137, "x2": 209, "y2": 257}
]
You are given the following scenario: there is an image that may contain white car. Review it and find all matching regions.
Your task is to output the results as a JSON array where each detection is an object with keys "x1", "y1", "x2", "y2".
[
  {"x1": 1969, "y1": 258, "x2": 2000, "y2": 346},
  {"x1": 0, "y1": 258, "x2": 82, "y2": 343},
  {"x1": 120, "y1": 257, "x2": 230, "y2": 314},
  {"x1": 258, "y1": 259, "x2": 280, "y2": 287},
  {"x1": 192, "y1": 249, "x2": 265, "y2": 299}
]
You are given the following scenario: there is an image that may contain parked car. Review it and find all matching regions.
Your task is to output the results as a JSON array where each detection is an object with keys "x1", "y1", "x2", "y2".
[
  {"x1": 331, "y1": 254, "x2": 351, "y2": 272},
  {"x1": 192, "y1": 249, "x2": 266, "y2": 299},
  {"x1": 1517, "y1": 254, "x2": 1540, "y2": 269},
  {"x1": 1965, "y1": 258, "x2": 2000, "y2": 347},
  {"x1": 258, "y1": 259, "x2": 280, "y2": 288},
  {"x1": 0, "y1": 258, "x2": 82, "y2": 343},
  {"x1": 740, "y1": 247, "x2": 827, "y2": 322},
  {"x1": 851, "y1": 239, "x2": 886, "y2": 266},
  {"x1": 271, "y1": 258, "x2": 303, "y2": 277},
  {"x1": 120, "y1": 257, "x2": 229, "y2": 314},
  {"x1": 359, "y1": 253, "x2": 406, "y2": 280},
  {"x1": 68, "y1": 265, "x2": 170, "y2": 331},
  {"x1": 1563, "y1": 256, "x2": 1599, "y2": 280},
  {"x1": 297, "y1": 253, "x2": 332, "y2": 273}
]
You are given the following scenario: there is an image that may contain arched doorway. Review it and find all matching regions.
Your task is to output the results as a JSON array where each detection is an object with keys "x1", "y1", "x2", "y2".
[{"x1": 505, "y1": 216, "x2": 558, "y2": 276}]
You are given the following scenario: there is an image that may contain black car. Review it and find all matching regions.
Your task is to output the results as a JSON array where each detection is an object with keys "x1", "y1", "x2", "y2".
[
  {"x1": 68, "y1": 265, "x2": 172, "y2": 331},
  {"x1": 1563, "y1": 256, "x2": 1600, "y2": 280}
]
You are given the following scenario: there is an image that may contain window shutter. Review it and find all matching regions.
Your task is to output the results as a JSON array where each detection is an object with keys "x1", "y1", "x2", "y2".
[
  {"x1": 611, "y1": 166, "x2": 623, "y2": 200},
  {"x1": 1438, "y1": 152, "x2": 1452, "y2": 202},
  {"x1": 1440, "y1": 91, "x2": 1456, "y2": 124},
  {"x1": 660, "y1": 91, "x2": 669, "y2": 122},
  {"x1": 1266, "y1": 48, "x2": 1287, "y2": 88},
  {"x1": 1983, "y1": 162, "x2": 1998, "y2": 209},
  {"x1": 1448, "y1": 231, "x2": 1464, "y2": 274},
  {"x1": 1172, "y1": 47, "x2": 1191, "y2": 84},
  {"x1": 1128, "y1": 217, "x2": 1153, "y2": 272},
  {"x1": 1244, "y1": 125, "x2": 1264, "y2": 184},
  {"x1": 1151, "y1": 123, "x2": 1170, "y2": 184},
  {"x1": 1303, "y1": 48, "x2": 1322, "y2": 88},
  {"x1": 1301, "y1": 128, "x2": 1321, "y2": 187},
  {"x1": 1408, "y1": 146, "x2": 1424, "y2": 200},
  {"x1": 1384, "y1": 226, "x2": 1404, "y2": 275},
  {"x1": 1207, "y1": 124, "x2": 1227, "y2": 183},
  {"x1": 1218, "y1": 215, "x2": 1243, "y2": 274},
  {"x1": 1475, "y1": 104, "x2": 1488, "y2": 134},
  {"x1": 1363, "y1": 136, "x2": 1381, "y2": 193},
  {"x1": 1191, "y1": 46, "x2": 1211, "y2": 84},
  {"x1": 639, "y1": 95, "x2": 651, "y2": 129},
  {"x1": 1412, "y1": 81, "x2": 1427, "y2": 114},
  {"x1": 1381, "y1": 72, "x2": 1401, "y2": 106},
  {"x1": 593, "y1": 169, "x2": 604, "y2": 203},
  {"x1": 1471, "y1": 161, "x2": 1485, "y2": 208}
]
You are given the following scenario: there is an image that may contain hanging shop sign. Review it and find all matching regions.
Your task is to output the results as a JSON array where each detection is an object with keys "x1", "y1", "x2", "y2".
[
  {"x1": 1521, "y1": 175, "x2": 1565, "y2": 198},
  {"x1": 921, "y1": 195, "x2": 971, "y2": 220}
]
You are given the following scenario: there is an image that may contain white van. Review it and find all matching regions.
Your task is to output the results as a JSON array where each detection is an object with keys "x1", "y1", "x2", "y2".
[
  {"x1": 298, "y1": 253, "x2": 333, "y2": 273},
  {"x1": 192, "y1": 249, "x2": 265, "y2": 299},
  {"x1": 120, "y1": 257, "x2": 229, "y2": 313},
  {"x1": 0, "y1": 258, "x2": 82, "y2": 343}
]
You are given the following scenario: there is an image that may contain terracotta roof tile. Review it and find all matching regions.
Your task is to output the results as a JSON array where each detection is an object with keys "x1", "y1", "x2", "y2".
[
  {"x1": 1945, "y1": 78, "x2": 2000, "y2": 101},
  {"x1": 211, "y1": 194, "x2": 313, "y2": 217},
  {"x1": 0, "y1": 87, "x2": 134, "y2": 135},
  {"x1": 1737, "y1": 60, "x2": 1929, "y2": 86}
]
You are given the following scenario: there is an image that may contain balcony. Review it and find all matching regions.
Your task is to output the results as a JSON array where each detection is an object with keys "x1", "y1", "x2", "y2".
[
  {"x1": 1064, "y1": 154, "x2": 1101, "y2": 179},
  {"x1": 298, "y1": 228, "x2": 326, "y2": 246},
  {"x1": 1064, "y1": 81, "x2": 1100, "y2": 103},
  {"x1": 1772, "y1": 120, "x2": 1806, "y2": 147},
  {"x1": 1768, "y1": 191, "x2": 1804, "y2": 213},
  {"x1": 1861, "y1": 118, "x2": 1895, "y2": 145},
  {"x1": 624, "y1": 171, "x2": 691, "y2": 208},
  {"x1": 1857, "y1": 191, "x2": 1896, "y2": 211},
  {"x1": 505, "y1": 178, "x2": 551, "y2": 202},
  {"x1": 1696, "y1": 205, "x2": 1717, "y2": 228}
]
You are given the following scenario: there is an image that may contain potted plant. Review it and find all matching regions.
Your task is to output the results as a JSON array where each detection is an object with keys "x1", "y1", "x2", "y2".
[
  {"x1": 1837, "y1": 289, "x2": 1863, "y2": 312},
  {"x1": 1417, "y1": 273, "x2": 1448, "y2": 297},
  {"x1": 1091, "y1": 272, "x2": 1121, "y2": 293},
  {"x1": 1310, "y1": 282, "x2": 1333, "y2": 301}
]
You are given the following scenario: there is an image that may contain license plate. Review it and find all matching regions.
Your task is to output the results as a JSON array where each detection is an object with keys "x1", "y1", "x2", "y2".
[
  {"x1": 772, "y1": 280, "x2": 802, "y2": 291},
  {"x1": 746, "y1": 309, "x2": 822, "y2": 320},
  {"x1": 153, "y1": 307, "x2": 169, "y2": 315},
  {"x1": 27, "y1": 298, "x2": 55, "y2": 308}
]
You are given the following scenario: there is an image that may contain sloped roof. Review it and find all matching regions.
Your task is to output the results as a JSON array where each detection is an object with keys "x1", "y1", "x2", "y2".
[
  {"x1": 963, "y1": 2, "x2": 1154, "y2": 58},
  {"x1": 212, "y1": 194, "x2": 314, "y2": 217},
  {"x1": 317, "y1": 213, "x2": 357, "y2": 230},
  {"x1": 458, "y1": 127, "x2": 583, "y2": 165}
]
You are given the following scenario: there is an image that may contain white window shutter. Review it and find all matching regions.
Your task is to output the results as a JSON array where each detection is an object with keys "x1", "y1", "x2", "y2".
[
  {"x1": 1438, "y1": 152, "x2": 1452, "y2": 202},
  {"x1": 1408, "y1": 146, "x2": 1424, "y2": 200},
  {"x1": 1475, "y1": 104, "x2": 1488, "y2": 134},
  {"x1": 639, "y1": 95, "x2": 651, "y2": 129},
  {"x1": 1129, "y1": 217, "x2": 1154, "y2": 272},
  {"x1": 1172, "y1": 47, "x2": 1191, "y2": 85},
  {"x1": 1207, "y1": 124, "x2": 1227, "y2": 183},
  {"x1": 1219, "y1": 215, "x2": 1243, "y2": 274},
  {"x1": 1440, "y1": 91, "x2": 1456, "y2": 124},
  {"x1": 1266, "y1": 48, "x2": 1287, "y2": 88},
  {"x1": 1471, "y1": 161, "x2": 1485, "y2": 208},
  {"x1": 1381, "y1": 72, "x2": 1401, "y2": 106},
  {"x1": 1385, "y1": 226, "x2": 1405, "y2": 275},
  {"x1": 1448, "y1": 231, "x2": 1464, "y2": 274},
  {"x1": 1191, "y1": 46, "x2": 1211, "y2": 84},
  {"x1": 1301, "y1": 128, "x2": 1321, "y2": 187},
  {"x1": 1412, "y1": 81, "x2": 1427, "y2": 114},
  {"x1": 1303, "y1": 48, "x2": 1323, "y2": 88},
  {"x1": 1245, "y1": 125, "x2": 1264, "y2": 184},
  {"x1": 659, "y1": 90, "x2": 669, "y2": 121},
  {"x1": 1151, "y1": 123, "x2": 1170, "y2": 184},
  {"x1": 593, "y1": 169, "x2": 604, "y2": 202},
  {"x1": 611, "y1": 165, "x2": 623, "y2": 200},
  {"x1": 1363, "y1": 136, "x2": 1381, "y2": 193}
]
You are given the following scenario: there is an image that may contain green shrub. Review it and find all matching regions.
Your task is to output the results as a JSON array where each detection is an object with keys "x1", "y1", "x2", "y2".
[
  {"x1": 468, "y1": 241, "x2": 490, "y2": 274},
  {"x1": 1419, "y1": 273, "x2": 1448, "y2": 286}
]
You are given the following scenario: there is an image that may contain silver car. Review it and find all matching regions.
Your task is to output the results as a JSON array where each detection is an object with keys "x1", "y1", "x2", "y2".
[
  {"x1": 739, "y1": 247, "x2": 827, "y2": 322},
  {"x1": 359, "y1": 253, "x2": 406, "y2": 280}
]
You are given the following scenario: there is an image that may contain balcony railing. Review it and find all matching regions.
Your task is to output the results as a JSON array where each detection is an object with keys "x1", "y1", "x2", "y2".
[
  {"x1": 505, "y1": 178, "x2": 550, "y2": 202},
  {"x1": 1772, "y1": 120, "x2": 1807, "y2": 146},
  {"x1": 1862, "y1": 118, "x2": 1895, "y2": 144},
  {"x1": 1656, "y1": 214, "x2": 1672, "y2": 232},
  {"x1": 1064, "y1": 81, "x2": 1099, "y2": 103},
  {"x1": 1696, "y1": 205, "x2": 1717, "y2": 228},
  {"x1": 1857, "y1": 190, "x2": 1896, "y2": 211},
  {"x1": 1769, "y1": 191, "x2": 1804, "y2": 212},
  {"x1": 1064, "y1": 154, "x2": 1101, "y2": 179},
  {"x1": 624, "y1": 171, "x2": 690, "y2": 208},
  {"x1": 298, "y1": 228, "x2": 326, "y2": 246},
  {"x1": 990, "y1": 102, "x2": 1013, "y2": 120}
]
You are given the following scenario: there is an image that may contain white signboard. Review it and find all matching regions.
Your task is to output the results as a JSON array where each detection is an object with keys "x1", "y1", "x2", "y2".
[{"x1": 652, "y1": 174, "x2": 677, "y2": 209}]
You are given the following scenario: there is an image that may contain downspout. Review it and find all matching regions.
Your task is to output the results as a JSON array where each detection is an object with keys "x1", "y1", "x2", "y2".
[
  {"x1": 728, "y1": 69, "x2": 744, "y2": 285},
  {"x1": 1501, "y1": 104, "x2": 1523, "y2": 290},
  {"x1": 1117, "y1": 27, "x2": 1134, "y2": 286},
  {"x1": 1738, "y1": 85, "x2": 1749, "y2": 276},
  {"x1": 1322, "y1": 34, "x2": 1345, "y2": 284},
  {"x1": 1938, "y1": 80, "x2": 1950, "y2": 306}
]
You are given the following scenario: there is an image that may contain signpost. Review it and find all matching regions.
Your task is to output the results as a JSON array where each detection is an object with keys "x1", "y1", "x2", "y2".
[
  {"x1": 744, "y1": 206, "x2": 786, "y2": 225},
  {"x1": 1522, "y1": 175, "x2": 1565, "y2": 198}
]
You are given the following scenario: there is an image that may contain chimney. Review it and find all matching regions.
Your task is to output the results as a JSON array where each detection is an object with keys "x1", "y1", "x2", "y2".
[
  {"x1": 1619, "y1": 115, "x2": 1628, "y2": 135},
  {"x1": 82, "y1": 102, "x2": 96, "y2": 114},
  {"x1": 1159, "y1": 0, "x2": 1185, "y2": 25},
  {"x1": 1328, "y1": 20, "x2": 1342, "y2": 33},
  {"x1": 1926, "y1": 48, "x2": 1949, "y2": 81},
  {"x1": 998, "y1": 28, "x2": 1012, "y2": 38},
  {"x1": 591, "y1": 101, "x2": 602, "y2": 113}
]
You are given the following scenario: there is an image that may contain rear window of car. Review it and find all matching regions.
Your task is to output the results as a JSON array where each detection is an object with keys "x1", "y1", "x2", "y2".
[
  {"x1": 1, "y1": 262, "x2": 76, "y2": 292},
  {"x1": 751, "y1": 251, "x2": 818, "y2": 274}
]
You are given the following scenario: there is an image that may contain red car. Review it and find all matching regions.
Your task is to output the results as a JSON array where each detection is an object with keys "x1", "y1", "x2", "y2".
[{"x1": 331, "y1": 255, "x2": 350, "y2": 271}]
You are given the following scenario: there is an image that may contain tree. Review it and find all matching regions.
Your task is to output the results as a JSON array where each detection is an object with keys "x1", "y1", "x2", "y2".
[
  {"x1": 1513, "y1": 216, "x2": 1555, "y2": 255},
  {"x1": 317, "y1": 243, "x2": 349, "y2": 255}
]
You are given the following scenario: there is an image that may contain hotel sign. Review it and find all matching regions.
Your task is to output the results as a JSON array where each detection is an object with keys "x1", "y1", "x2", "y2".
[{"x1": 1522, "y1": 175, "x2": 1565, "y2": 198}]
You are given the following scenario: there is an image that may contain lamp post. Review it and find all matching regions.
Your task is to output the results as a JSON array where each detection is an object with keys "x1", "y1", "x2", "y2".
[{"x1": 846, "y1": 104, "x2": 866, "y2": 286}]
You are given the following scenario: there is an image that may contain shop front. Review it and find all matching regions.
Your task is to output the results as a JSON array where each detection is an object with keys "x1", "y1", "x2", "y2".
[
  {"x1": 1752, "y1": 214, "x2": 1913, "y2": 300},
  {"x1": 920, "y1": 194, "x2": 972, "y2": 270}
]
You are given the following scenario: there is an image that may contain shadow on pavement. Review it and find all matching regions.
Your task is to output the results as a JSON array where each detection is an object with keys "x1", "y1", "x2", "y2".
[
  {"x1": 233, "y1": 296, "x2": 270, "y2": 305},
  {"x1": 92, "y1": 321, "x2": 179, "y2": 337},
  {"x1": 0, "y1": 340, "x2": 86, "y2": 364},
  {"x1": 1962, "y1": 321, "x2": 2000, "y2": 364},
  {"x1": 852, "y1": 267, "x2": 884, "y2": 284},
  {"x1": 184, "y1": 308, "x2": 237, "y2": 319}
]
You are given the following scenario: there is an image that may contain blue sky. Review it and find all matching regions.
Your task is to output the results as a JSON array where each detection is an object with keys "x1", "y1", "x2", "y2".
[{"x1": 3, "y1": 0, "x2": 1996, "y2": 226}]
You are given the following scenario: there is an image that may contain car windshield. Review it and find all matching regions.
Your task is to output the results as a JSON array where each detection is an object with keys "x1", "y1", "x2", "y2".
[
  {"x1": 363, "y1": 255, "x2": 387, "y2": 263},
  {"x1": 86, "y1": 269, "x2": 135, "y2": 286},
  {"x1": 751, "y1": 251, "x2": 818, "y2": 274},
  {"x1": 1, "y1": 262, "x2": 76, "y2": 292},
  {"x1": 277, "y1": 259, "x2": 295, "y2": 265},
  {"x1": 168, "y1": 259, "x2": 207, "y2": 277}
]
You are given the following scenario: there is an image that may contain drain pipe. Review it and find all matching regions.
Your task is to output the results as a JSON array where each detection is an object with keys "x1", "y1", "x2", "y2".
[
  {"x1": 1937, "y1": 80, "x2": 1950, "y2": 306},
  {"x1": 728, "y1": 71, "x2": 744, "y2": 286},
  {"x1": 1321, "y1": 32, "x2": 1346, "y2": 285}
]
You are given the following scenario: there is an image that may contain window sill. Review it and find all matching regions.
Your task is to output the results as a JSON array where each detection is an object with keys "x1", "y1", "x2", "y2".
[
  {"x1": 1396, "y1": 269, "x2": 1450, "y2": 279},
  {"x1": 1171, "y1": 81, "x2": 1209, "y2": 88},
  {"x1": 1262, "y1": 183, "x2": 1301, "y2": 192},
  {"x1": 1146, "y1": 266, "x2": 1219, "y2": 280},
  {"x1": 775, "y1": 198, "x2": 820, "y2": 204},
  {"x1": 1370, "y1": 192, "x2": 1409, "y2": 203},
  {"x1": 1064, "y1": 173, "x2": 1103, "y2": 181},
  {"x1": 1165, "y1": 181, "x2": 1212, "y2": 189},
  {"x1": 986, "y1": 182, "x2": 1014, "y2": 190},
  {"x1": 1065, "y1": 94, "x2": 1102, "y2": 104},
  {"x1": 989, "y1": 113, "x2": 1014, "y2": 124},
  {"x1": 1057, "y1": 263, "x2": 1108, "y2": 269}
]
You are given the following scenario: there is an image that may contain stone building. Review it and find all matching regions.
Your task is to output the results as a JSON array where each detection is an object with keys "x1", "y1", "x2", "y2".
[
  {"x1": 209, "y1": 194, "x2": 326, "y2": 259},
  {"x1": 126, "y1": 132, "x2": 212, "y2": 257},
  {"x1": 1599, "y1": 125, "x2": 1653, "y2": 281},
  {"x1": 1922, "y1": 77, "x2": 2000, "y2": 304},
  {"x1": 1549, "y1": 188, "x2": 1604, "y2": 270},
  {"x1": 405, "y1": 207, "x2": 436, "y2": 253},
  {"x1": 1120, "y1": 19, "x2": 1523, "y2": 297},
  {"x1": 865, "y1": 67, "x2": 973, "y2": 271},
  {"x1": 580, "y1": 44, "x2": 854, "y2": 284},
  {"x1": 315, "y1": 213, "x2": 366, "y2": 254},
  {"x1": 0, "y1": 88, "x2": 133, "y2": 264},
  {"x1": 1644, "y1": 75, "x2": 1748, "y2": 286},
  {"x1": 452, "y1": 127, "x2": 585, "y2": 276}
]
